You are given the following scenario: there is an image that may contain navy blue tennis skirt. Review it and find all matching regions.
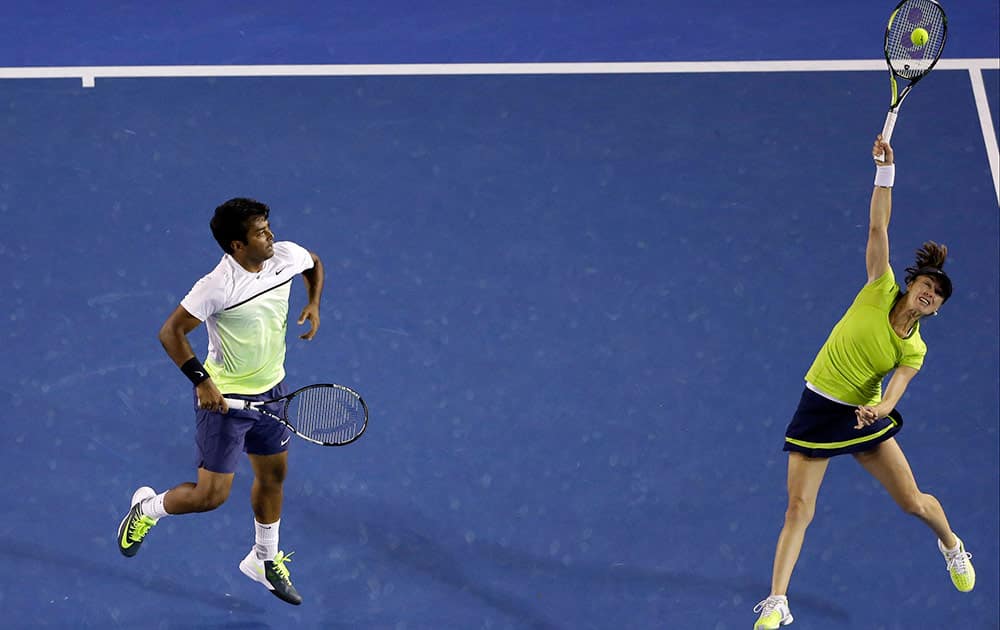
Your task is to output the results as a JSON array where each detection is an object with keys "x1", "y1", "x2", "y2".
[{"x1": 783, "y1": 387, "x2": 903, "y2": 458}]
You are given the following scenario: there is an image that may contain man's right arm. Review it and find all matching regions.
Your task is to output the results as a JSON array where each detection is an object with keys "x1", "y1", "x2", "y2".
[{"x1": 159, "y1": 305, "x2": 227, "y2": 412}]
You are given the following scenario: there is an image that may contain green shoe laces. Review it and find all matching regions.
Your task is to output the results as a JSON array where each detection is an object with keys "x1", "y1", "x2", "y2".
[
  {"x1": 270, "y1": 551, "x2": 295, "y2": 580},
  {"x1": 129, "y1": 515, "x2": 157, "y2": 542}
]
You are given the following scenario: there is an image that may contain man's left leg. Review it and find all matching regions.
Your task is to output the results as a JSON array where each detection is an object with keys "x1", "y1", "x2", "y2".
[{"x1": 239, "y1": 449, "x2": 302, "y2": 605}]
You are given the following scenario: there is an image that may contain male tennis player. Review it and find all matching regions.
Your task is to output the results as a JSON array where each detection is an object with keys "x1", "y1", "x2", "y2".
[
  {"x1": 116, "y1": 198, "x2": 324, "y2": 606},
  {"x1": 753, "y1": 136, "x2": 975, "y2": 629}
]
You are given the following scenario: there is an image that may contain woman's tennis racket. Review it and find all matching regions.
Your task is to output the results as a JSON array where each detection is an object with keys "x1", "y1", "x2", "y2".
[
  {"x1": 876, "y1": 0, "x2": 948, "y2": 160},
  {"x1": 224, "y1": 384, "x2": 368, "y2": 446}
]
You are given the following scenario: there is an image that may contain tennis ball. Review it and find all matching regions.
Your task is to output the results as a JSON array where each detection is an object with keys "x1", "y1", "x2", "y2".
[{"x1": 911, "y1": 27, "x2": 929, "y2": 47}]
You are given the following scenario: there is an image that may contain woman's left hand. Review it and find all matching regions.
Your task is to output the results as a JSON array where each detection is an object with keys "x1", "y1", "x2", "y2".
[{"x1": 854, "y1": 405, "x2": 882, "y2": 429}]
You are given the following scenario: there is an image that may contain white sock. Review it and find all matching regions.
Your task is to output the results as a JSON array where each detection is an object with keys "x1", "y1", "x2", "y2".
[
  {"x1": 254, "y1": 518, "x2": 280, "y2": 560},
  {"x1": 139, "y1": 492, "x2": 169, "y2": 520}
]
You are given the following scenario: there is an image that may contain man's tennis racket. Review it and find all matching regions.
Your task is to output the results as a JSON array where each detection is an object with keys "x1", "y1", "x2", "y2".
[
  {"x1": 224, "y1": 384, "x2": 368, "y2": 446},
  {"x1": 876, "y1": 0, "x2": 948, "y2": 160}
]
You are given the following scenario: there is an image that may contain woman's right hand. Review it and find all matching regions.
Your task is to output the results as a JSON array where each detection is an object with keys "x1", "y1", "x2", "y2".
[{"x1": 873, "y1": 135, "x2": 894, "y2": 166}]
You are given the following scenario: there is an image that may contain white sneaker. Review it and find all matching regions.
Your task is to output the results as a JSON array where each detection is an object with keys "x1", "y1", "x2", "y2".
[
  {"x1": 116, "y1": 487, "x2": 157, "y2": 557},
  {"x1": 239, "y1": 548, "x2": 302, "y2": 605},
  {"x1": 753, "y1": 595, "x2": 793, "y2": 629},
  {"x1": 938, "y1": 536, "x2": 975, "y2": 592}
]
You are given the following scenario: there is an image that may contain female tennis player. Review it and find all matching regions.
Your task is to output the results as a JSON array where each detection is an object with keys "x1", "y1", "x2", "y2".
[
  {"x1": 753, "y1": 136, "x2": 975, "y2": 629},
  {"x1": 116, "y1": 198, "x2": 324, "y2": 606}
]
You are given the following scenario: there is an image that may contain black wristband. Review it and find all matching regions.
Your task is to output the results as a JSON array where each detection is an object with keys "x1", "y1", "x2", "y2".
[{"x1": 180, "y1": 357, "x2": 210, "y2": 385}]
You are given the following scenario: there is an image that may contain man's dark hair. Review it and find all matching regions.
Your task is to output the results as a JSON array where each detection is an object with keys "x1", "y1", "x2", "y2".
[{"x1": 210, "y1": 198, "x2": 270, "y2": 254}]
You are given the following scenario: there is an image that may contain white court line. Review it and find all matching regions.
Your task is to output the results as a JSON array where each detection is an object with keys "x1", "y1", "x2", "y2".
[
  {"x1": 2, "y1": 58, "x2": 998, "y2": 206},
  {"x1": 968, "y1": 68, "x2": 1000, "y2": 207},
  {"x1": 0, "y1": 58, "x2": 998, "y2": 84}
]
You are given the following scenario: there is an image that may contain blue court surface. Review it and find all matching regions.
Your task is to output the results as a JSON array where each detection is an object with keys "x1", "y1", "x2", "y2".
[{"x1": 1, "y1": 3, "x2": 998, "y2": 629}]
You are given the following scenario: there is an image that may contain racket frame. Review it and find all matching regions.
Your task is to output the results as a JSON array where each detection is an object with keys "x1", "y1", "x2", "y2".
[
  {"x1": 877, "y1": 0, "x2": 948, "y2": 157},
  {"x1": 224, "y1": 383, "x2": 368, "y2": 447}
]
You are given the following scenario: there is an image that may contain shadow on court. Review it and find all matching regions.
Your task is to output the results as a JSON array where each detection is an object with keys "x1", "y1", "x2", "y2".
[
  {"x1": 302, "y1": 497, "x2": 851, "y2": 627},
  {"x1": 0, "y1": 536, "x2": 266, "y2": 615},
  {"x1": 302, "y1": 501, "x2": 562, "y2": 629}
]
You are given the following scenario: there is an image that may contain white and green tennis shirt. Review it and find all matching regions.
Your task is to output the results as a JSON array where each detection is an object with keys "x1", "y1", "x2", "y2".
[{"x1": 181, "y1": 241, "x2": 314, "y2": 395}]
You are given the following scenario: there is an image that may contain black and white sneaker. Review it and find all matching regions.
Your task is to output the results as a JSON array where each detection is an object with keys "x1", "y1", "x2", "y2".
[
  {"x1": 116, "y1": 487, "x2": 158, "y2": 557},
  {"x1": 239, "y1": 549, "x2": 303, "y2": 605}
]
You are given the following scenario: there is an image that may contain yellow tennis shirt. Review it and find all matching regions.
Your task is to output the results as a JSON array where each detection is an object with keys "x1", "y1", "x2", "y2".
[{"x1": 805, "y1": 268, "x2": 926, "y2": 406}]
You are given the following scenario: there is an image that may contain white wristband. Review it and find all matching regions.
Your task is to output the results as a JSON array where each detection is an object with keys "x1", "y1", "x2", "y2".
[{"x1": 874, "y1": 164, "x2": 895, "y2": 188}]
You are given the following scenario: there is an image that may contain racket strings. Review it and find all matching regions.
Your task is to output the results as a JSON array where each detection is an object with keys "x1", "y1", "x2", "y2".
[
  {"x1": 886, "y1": 0, "x2": 946, "y2": 77},
  {"x1": 287, "y1": 386, "x2": 365, "y2": 444}
]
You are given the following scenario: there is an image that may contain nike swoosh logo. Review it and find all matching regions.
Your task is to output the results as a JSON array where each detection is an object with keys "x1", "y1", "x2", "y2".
[
  {"x1": 274, "y1": 266, "x2": 289, "y2": 275},
  {"x1": 280, "y1": 436, "x2": 291, "y2": 446},
  {"x1": 118, "y1": 520, "x2": 135, "y2": 548},
  {"x1": 194, "y1": 371, "x2": 205, "y2": 378}
]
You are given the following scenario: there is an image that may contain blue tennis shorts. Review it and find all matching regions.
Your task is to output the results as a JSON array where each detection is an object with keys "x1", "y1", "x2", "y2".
[
  {"x1": 783, "y1": 387, "x2": 903, "y2": 458},
  {"x1": 194, "y1": 381, "x2": 292, "y2": 474}
]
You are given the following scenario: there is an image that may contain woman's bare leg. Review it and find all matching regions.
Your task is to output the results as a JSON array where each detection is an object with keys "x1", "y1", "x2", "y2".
[
  {"x1": 853, "y1": 438, "x2": 957, "y2": 547},
  {"x1": 770, "y1": 452, "x2": 830, "y2": 596}
]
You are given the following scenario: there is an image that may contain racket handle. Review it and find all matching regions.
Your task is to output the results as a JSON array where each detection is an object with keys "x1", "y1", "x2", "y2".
[
  {"x1": 876, "y1": 110, "x2": 897, "y2": 161},
  {"x1": 223, "y1": 397, "x2": 251, "y2": 410}
]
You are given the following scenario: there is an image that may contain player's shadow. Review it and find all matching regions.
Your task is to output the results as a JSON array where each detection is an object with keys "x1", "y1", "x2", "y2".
[
  {"x1": 300, "y1": 499, "x2": 563, "y2": 630},
  {"x1": 0, "y1": 535, "x2": 265, "y2": 615},
  {"x1": 302, "y1": 496, "x2": 851, "y2": 627},
  {"x1": 473, "y1": 539, "x2": 851, "y2": 622}
]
